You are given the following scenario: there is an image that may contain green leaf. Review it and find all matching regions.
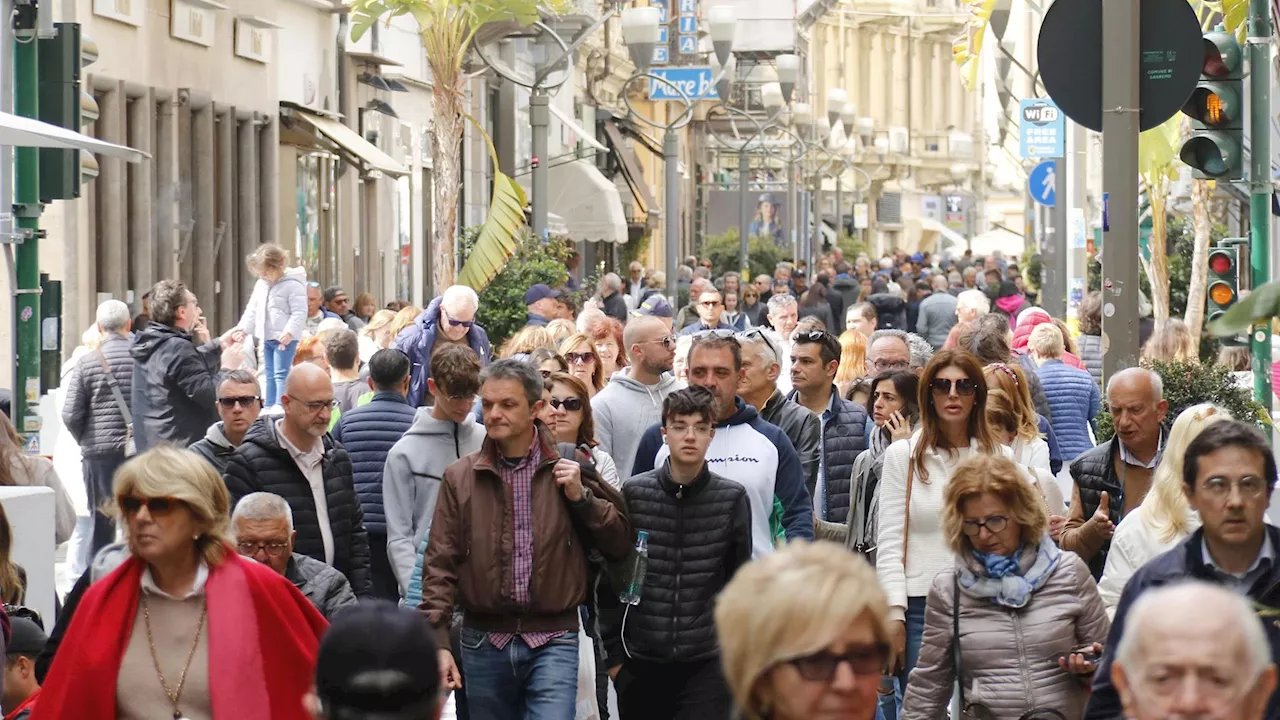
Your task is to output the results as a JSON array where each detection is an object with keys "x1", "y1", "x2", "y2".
[
  {"x1": 1208, "y1": 280, "x2": 1280, "y2": 335},
  {"x1": 457, "y1": 172, "x2": 528, "y2": 291},
  {"x1": 1139, "y1": 114, "x2": 1181, "y2": 178},
  {"x1": 1222, "y1": 0, "x2": 1249, "y2": 42}
]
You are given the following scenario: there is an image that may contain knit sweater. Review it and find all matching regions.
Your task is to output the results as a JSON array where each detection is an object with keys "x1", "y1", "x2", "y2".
[
  {"x1": 875, "y1": 433, "x2": 1013, "y2": 621},
  {"x1": 116, "y1": 591, "x2": 211, "y2": 720}
]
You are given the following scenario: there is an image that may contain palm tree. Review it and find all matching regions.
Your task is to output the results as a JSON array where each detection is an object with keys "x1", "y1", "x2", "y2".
[{"x1": 350, "y1": 0, "x2": 560, "y2": 292}]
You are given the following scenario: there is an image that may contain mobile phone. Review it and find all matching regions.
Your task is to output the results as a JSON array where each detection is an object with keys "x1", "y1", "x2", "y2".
[{"x1": 1070, "y1": 645, "x2": 1100, "y2": 664}]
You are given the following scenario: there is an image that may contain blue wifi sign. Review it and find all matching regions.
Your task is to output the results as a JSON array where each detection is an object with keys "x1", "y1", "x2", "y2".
[{"x1": 649, "y1": 67, "x2": 718, "y2": 101}]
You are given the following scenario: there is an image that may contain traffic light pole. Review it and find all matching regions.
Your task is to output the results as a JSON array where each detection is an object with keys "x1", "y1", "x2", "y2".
[
  {"x1": 1248, "y1": 0, "x2": 1272, "y2": 411},
  {"x1": 13, "y1": 6, "x2": 41, "y2": 444},
  {"x1": 1100, "y1": 0, "x2": 1141, "y2": 381}
]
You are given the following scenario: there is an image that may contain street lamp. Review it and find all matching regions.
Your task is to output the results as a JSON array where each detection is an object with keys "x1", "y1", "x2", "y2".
[
  {"x1": 856, "y1": 116, "x2": 875, "y2": 147},
  {"x1": 620, "y1": 4, "x2": 734, "y2": 309},
  {"x1": 711, "y1": 52, "x2": 736, "y2": 105},
  {"x1": 840, "y1": 103, "x2": 857, "y2": 131},
  {"x1": 776, "y1": 53, "x2": 800, "y2": 103},
  {"x1": 826, "y1": 88, "x2": 848, "y2": 128}
]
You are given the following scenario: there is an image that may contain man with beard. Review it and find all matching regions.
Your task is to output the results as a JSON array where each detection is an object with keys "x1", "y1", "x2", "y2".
[
  {"x1": 592, "y1": 316, "x2": 684, "y2": 481},
  {"x1": 632, "y1": 332, "x2": 813, "y2": 556}
]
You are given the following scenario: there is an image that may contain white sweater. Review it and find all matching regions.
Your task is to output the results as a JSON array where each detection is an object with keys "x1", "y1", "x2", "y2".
[
  {"x1": 1009, "y1": 437, "x2": 1051, "y2": 471},
  {"x1": 875, "y1": 434, "x2": 1013, "y2": 621},
  {"x1": 1096, "y1": 505, "x2": 1193, "y2": 618}
]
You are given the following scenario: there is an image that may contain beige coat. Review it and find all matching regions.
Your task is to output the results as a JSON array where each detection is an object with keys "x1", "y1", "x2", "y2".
[{"x1": 903, "y1": 550, "x2": 1110, "y2": 720}]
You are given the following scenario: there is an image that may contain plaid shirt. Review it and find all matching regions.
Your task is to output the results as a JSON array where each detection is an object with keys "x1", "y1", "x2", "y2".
[{"x1": 488, "y1": 441, "x2": 567, "y2": 650}]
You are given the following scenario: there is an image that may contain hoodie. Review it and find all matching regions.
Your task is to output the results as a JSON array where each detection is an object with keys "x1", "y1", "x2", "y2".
[
  {"x1": 590, "y1": 369, "x2": 684, "y2": 482},
  {"x1": 188, "y1": 421, "x2": 236, "y2": 475},
  {"x1": 236, "y1": 266, "x2": 308, "y2": 342},
  {"x1": 382, "y1": 408, "x2": 487, "y2": 597},
  {"x1": 632, "y1": 397, "x2": 814, "y2": 557}
]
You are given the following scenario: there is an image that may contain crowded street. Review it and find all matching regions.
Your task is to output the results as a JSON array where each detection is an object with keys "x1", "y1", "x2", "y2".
[{"x1": 0, "y1": 0, "x2": 1279, "y2": 717}]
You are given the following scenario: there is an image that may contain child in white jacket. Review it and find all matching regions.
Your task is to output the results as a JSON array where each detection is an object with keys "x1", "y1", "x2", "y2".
[{"x1": 232, "y1": 244, "x2": 308, "y2": 407}]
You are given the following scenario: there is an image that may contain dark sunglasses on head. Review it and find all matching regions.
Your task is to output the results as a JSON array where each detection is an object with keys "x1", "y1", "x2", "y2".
[
  {"x1": 218, "y1": 395, "x2": 262, "y2": 409},
  {"x1": 567, "y1": 351, "x2": 596, "y2": 365},
  {"x1": 119, "y1": 496, "x2": 182, "y2": 515},
  {"x1": 306, "y1": 281, "x2": 321, "y2": 288},
  {"x1": 549, "y1": 397, "x2": 583, "y2": 412},
  {"x1": 786, "y1": 643, "x2": 890, "y2": 681},
  {"x1": 930, "y1": 378, "x2": 978, "y2": 396},
  {"x1": 740, "y1": 327, "x2": 777, "y2": 358}
]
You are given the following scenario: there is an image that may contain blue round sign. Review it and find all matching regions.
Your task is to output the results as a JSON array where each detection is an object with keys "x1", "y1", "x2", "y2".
[{"x1": 1028, "y1": 161, "x2": 1057, "y2": 207}]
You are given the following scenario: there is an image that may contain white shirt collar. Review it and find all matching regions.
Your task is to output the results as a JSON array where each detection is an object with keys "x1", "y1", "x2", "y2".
[
  {"x1": 1117, "y1": 430, "x2": 1165, "y2": 469},
  {"x1": 1202, "y1": 532, "x2": 1275, "y2": 581},
  {"x1": 275, "y1": 418, "x2": 322, "y2": 467},
  {"x1": 141, "y1": 560, "x2": 210, "y2": 600}
]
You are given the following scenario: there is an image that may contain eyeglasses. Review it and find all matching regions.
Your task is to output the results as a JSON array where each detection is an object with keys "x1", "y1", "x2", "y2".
[
  {"x1": 930, "y1": 378, "x2": 978, "y2": 396},
  {"x1": 292, "y1": 398, "x2": 338, "y2": 411},
  {"x1": 962, "y1": 515, "x2": 1009, "y2": 536},
  {"x1": 699, "y1": 300, "x2": 723, "y2": 308},
  {"x1": 872, "y1": 359, "x2": 911, "y2": 372},
  {"x1": 119, "y1": 496, "x2": 182, "y2": 515},
  {"x1": 218, "y1": 396, "x2": 262, "y2": 409},
  {"x1": 785, "y1": 644, "x2": 890, "y2": 681},
  {"x1": 1200, "y1": 476, "x2": 1269, "y2": 500},
  {"x1": 567, "y1": 351, "x2": 596, "y2": 365},
  {"x1": 237, "y1": 541, "x2": 290, "y2": 558},
  {"x1": 549, "y1": 397, "x2": 583, "y2": 412},
  {"x1": 664, "y1": 422, "x2": 713, "y2": 437}
]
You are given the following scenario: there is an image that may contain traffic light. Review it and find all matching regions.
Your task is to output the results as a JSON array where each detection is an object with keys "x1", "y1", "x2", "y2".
[
  {"x1": 1207, "y1": 245, "x2": 1246, "y2": 346},
  {"x1": 1179, "y1": 29, "x2": 1244, "y2": 180},
  {"x1": 37, "y1": 22, "x2": 98, "y2": 201}
]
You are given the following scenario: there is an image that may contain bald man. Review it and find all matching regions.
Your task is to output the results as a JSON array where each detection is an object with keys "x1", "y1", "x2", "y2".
[
  {"x1": 1063, "y1": 367, "x2": 1168, "y2": 579},
  {"x1": 224, "y1": 363, "x2": 373, "y2": 596},
  {"x1": 593, "y1": 315, "x2": 684, "y2": 480}
]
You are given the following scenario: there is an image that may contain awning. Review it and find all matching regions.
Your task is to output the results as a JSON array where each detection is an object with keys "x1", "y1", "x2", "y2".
[
  {"x1": 912, "y1": 216, "x2": 969, "y2": 255},
  {"x1": 542, "y1": 160, "x2": 628, "y2": 244},
  {"x1": 285, "y1": 105, "x2": 408, "y2": 177},
  {"x1": 0, "y1": 111, "x2": 146, "y2": 162},
  {"x1": 602, "y1": 120, "x2": 657, "y2": 217},
  {"x1": 548, "y1": 104, "x2": 607, "y2": 153}
]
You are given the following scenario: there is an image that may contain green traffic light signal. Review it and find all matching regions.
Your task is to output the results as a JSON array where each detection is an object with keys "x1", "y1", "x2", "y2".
[{"x1": 1179, "y1": 30, "x2": 1244, "y2": 180}]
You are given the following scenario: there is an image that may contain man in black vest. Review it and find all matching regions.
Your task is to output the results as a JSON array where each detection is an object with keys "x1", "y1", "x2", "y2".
[
  {"x1": 605, "y1": 386, "x2": 753, "y2": 720},
  {"x1": 1062, "y1": 367, "x2": 1167, "y2": 578}
]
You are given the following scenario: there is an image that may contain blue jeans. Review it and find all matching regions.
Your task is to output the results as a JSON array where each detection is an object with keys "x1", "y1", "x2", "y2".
[
  {"x1": 879, "y1": 595, "x2": 926, "y2": 720},
  {"x1": 459, "y1": 627, "x2": 579, "y2": 720},
  {"x1": 264, "y1": 339, "x2": 298, "y2": 406}
]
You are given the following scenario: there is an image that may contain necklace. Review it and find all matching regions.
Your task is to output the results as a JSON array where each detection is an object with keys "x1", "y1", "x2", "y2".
[{"x1": 140, "y1": 590, "x2": 208, "y2": 720}]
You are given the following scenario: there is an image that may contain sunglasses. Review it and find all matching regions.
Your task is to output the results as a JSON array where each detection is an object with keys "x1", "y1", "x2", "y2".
[
  {"x1": 218, "y1": 395, "x2": 261, "y2": 409},
  {"x1": 549, "y1": 397, "x2": 583, "y2": 412},
  {"x1": 307, "y1": 281, "x2": 321, "y2": 288},
  {"x1": 786, "y1": 644, "x2": 890, "y2": 681},
  {"x1": 930, "y1": 378, "x2": 978, "y2": 396},
  {"x1": 740, "y1": 327, "x2": 778, "y2": 359},
  {"x1": 699, "y1": 300, "x2": 722, "y2": 308},
  {"x1": 119, "y1": 496, "x2": 182, "y2": 515},
  {"x1": 447, "y1": 318, "x2": 475, "y2": 328},
  {"x1": 640, "y1": 336, "x2": 676, "y2": 349},
  {"x1": 567, "y1": 351, "x2": 596, "y2": 365},
  {"x1": 795, "y1": 330, "x2": 833, "y2": 342}
]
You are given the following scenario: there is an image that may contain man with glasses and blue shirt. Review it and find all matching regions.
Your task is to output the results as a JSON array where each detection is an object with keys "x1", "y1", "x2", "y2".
[
  {"x1": 679, "y1": 289, "x2": 734, "y2": 336},
  {"x1": 395, "y1": 284, "x2": 492, "y2": 408},
  {"x1": 224, "y1": 363, "x2": 374, "y2": 596},
  {"x1": 232, "y1": 492, "x2": 357, "y2": 619},
  {"x1": 1087, "y1": 419, "x2": 1280, "y2": 720}
]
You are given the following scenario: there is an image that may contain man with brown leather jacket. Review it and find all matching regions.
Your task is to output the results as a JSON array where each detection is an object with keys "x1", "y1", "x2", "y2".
[{"x1": 420, "y1": 359, "x2": 633, "y2": 720}]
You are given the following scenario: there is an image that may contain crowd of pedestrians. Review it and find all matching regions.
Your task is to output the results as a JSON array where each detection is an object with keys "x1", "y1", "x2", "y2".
[{"x1": 4, "y1": 242, "x2": 1280, "y2": 720}]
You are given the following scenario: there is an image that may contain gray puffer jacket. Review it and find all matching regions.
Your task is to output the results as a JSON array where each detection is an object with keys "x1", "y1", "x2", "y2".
[
  {"x1": 62, "y1": 332, "x2": 134, "y2": 456},
  {"x1": 1076, "y1": 334, "x2": 1104, "y2": 389},
  {"x1": 903, "y1": 550, "x2": 1110, "y2": 720},
  {"x1": 286, "y1": 552, "x2": 358, "y2": 620}
]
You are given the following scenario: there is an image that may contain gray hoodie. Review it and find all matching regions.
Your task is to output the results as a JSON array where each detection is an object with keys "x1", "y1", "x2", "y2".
[
  {"x1": 591, "y1": 370, "x2": 684, "y2": 482},
  {"x1": 382, "y1": 408, "x2": 486, "y2": 597},
  {"x1": 189, "y1": 421, "x2": 236, "y2": 475}
]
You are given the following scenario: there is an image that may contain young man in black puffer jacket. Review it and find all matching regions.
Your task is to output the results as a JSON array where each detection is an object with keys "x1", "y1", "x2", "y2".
[{"x1": 604, "y1": 386, "x2": 753, "y2": 720}]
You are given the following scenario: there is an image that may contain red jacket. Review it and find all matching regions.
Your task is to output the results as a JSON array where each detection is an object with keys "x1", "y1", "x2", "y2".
[{"x1": 31, "y1": 550, "x2": 327, "y2": 720}]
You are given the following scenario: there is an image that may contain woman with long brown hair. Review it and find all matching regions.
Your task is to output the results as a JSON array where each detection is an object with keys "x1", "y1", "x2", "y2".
[
  {"x1": 0, "y1": 502, "x2": 25, "y2": 604},
  {"x1": 873, "y1": 349, "x2": 1006, "y2": 717},
  {"x1": 0, "y1": 412, "x2": 75, "y2": 545},
  {"x1": 982, "y1": 362, "x2": 1050, "y2": 470}
]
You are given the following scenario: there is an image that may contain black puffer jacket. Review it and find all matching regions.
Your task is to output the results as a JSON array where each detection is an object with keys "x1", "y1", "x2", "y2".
[
  {"x1": 62, "y1": 332, "x2": 134, "y2": 456},
  {"x1": 332, "y1": 390, "x2": 416, "y2": 535},
  {"x1": 604, "y1": 462, "x2": 753, "y2": 667},
  {"x1": 223, "y1": 418, "x2": 373, "y2": 596},
  {"x1": 130, "y1": 322, "x2": 221, "y2": 451},
  {"x1": 788, "y1": 386, "x2": 869, "y2": 523},
  {"x1": 868, "y1": 292, "x2": 908, "y2": 330},
  {"x1": 758, "y1": 390, "x2": 821, "y2": 498},
  {"x1": 1068, "y1": 438, "x2": 1121, "y2": 578}
]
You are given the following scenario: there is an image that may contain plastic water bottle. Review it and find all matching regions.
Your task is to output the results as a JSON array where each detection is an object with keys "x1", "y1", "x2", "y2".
[{"x1": 619, "y1": 531, "x2": 649, "y2": 605}]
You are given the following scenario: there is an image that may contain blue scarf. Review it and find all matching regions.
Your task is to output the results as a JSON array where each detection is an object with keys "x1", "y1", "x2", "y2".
[{"x1": 957, "y1": 534, "x2": 1061, "y2": 608}]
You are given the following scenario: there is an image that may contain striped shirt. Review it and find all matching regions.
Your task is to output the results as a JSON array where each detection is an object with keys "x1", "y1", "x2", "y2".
[{"x1": 488, "y1": 442, "x2": 567, "y2": 650}]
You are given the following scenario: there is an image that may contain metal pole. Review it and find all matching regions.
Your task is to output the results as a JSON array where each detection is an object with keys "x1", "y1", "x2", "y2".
[
  {"x1": 835, "y1": 175, "x2": 843, "y2": 247},
  {"x1": 1100, "y1": 0, "x2": 1141, "y2": 382},
  {"x1": 13, "y1": 10, "x2": 40, "y2": 439},
  {"x1": 1249, "y1": 0, "x2": 1272, "y2": 409},
  {"x1": 738, "y1": 147, "x2": 749, "y2": 276},
  {"x1": 0, "y1": 0, "x2": 14, "y2": 405},
  {"x1": 530, "y1": 91, "x2": 549, "y2": 240},
  {"x1": 787, "y1": 157, "x2": 798, "y2": 262},
  {"x1": 812, "y1": 182, "x2": 823, "y2": 271},
  {"x1": 664, "y1": 129, "x2": 679, "y2": 309},
  {"x1": 1043, "y1": 157, "x2": 1068, "y2": 317}
]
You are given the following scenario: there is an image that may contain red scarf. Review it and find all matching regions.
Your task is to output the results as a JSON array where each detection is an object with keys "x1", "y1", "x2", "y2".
[
  {"x1": 30, "y1": 550, "x2": 328, "y2": 720},
  {"x1": 3, "y1": 688, "x2": 38, "y2": 720}
]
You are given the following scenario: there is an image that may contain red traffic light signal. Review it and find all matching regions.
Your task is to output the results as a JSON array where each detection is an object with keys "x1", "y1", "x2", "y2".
[{"x1": 1209, "y1": 249, "x2": 1234, "y2": 274}]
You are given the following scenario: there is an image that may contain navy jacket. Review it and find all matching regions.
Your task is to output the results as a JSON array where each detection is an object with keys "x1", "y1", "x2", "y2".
[
  {"x1": 787, "y1": 386, "x2": 869, "y2": 524},
  {"x1": 1086, "y1": 525, "x2": 1280, "y2": 720},
  {"x1": 332, "y1": 390, "x2": 416, "y2": 535},
  {"x1": 394, "y1": 296, "x2": 492, "y2": 408}
]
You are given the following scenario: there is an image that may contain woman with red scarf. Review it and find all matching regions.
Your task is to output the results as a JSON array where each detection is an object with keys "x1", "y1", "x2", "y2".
[{"x1": 32, "y1": 446, "x2": 327, "y2": 720}]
